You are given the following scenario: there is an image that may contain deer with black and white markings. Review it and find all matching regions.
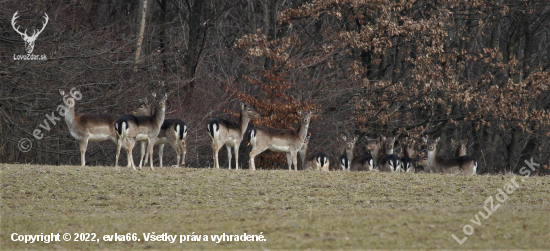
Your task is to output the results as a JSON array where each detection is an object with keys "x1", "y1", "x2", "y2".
[
  {"x1": 59, "y1": 89, "x2": 119, "y2": 166},
  {"x1": 301, "y1": 136, "x2": 330, "y2": 171},
  {"x1": 400, "y1": 142, "x2": 416, "y2": 173},
  {"x1": 248, "y1": 110, "x2": 313, "y2": 170},
  {"x1": 132, "y1": 98, "x2": 188, "y2": 168},
  {"x1": 206, "y1": 103, "x2": 259, "y2": 169},
  {"x1": 423, "y1": 137, "x2": 477, "y2": 175},
  {"x1": 366, "y1": 137, "x2": 401, "y2": 172},
  {"x1": 115, "y1": 93, "x2": 167, "y2": 170},
  {"x1": 339, "y1": 154, "x2": 350, "y2": 171}
]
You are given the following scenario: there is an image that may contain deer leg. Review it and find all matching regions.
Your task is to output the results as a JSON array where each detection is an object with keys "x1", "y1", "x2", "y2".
[
  {"x1": 292, "y1": 152, "x2": 298, "y2": 171},
  {"x1": 234, "y1": 145, "x2": 240, "y2": 170},
  {"x1": 127, "y1": 140, "x2": 136, "y2": 171},
  {"x1": 248, "y1": 147, "x2": 265, "y2": 171},
  {"x1": 78, "y1": 138, "x2": 88, "y2": 166},
  {"x1": 181, "y1": 141, "x2": 186, "y2": 167},
  {"x1": 147, "y1": 137, "x2": 155, "y2": 171},
  {"x1": 115, "y1": 139, "x2": 123, "y2": 169},
  {"x1": 139, "y1": 141, "x2": 147, "y2": 168},
  {"x1": 286, "y1": 153, "x2": 292, "y2": 170},
  {"x1": 226, "y1": 145, "x2": 232, "y2": 169},
  {"x1": 159, "y1": 144, "x2": 165, "y2": 168}
]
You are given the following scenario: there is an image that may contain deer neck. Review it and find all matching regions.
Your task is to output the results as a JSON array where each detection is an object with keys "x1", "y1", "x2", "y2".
[
  {"x1": 238, "y1": 111, "x2": 251, "y2": 136},
  {"x1": 426, "y1": 146, "x2": 441, "y2": 172},
  {"x1": 346, "y1": 147, "x2": 354, "y2": 161},
  {"x1": 63, "y1": 105, "x2": 77, "y2": 130},
  {"x1": 298, "y1": 122, "x2": 310, "y2": 143},
  {"x1": 153, "y1": 106, "x2": 166, "y2": 127}
]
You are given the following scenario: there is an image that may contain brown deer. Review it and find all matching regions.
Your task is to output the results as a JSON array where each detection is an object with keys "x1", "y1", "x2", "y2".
[
  {"x1": 132, "y1": 98, "x2": 188, "y2": 168},
  {"x1": 451, "y1": 138, "x2": 468, "y2": 157},
  {"x1": 115, "y1": 93, "x2": 168, "y2": 170},
  {"x1": 59, "y1": 89, "x2": 119, "y2": 166},
  {"x1": 248, "y1": 110, "x2": 313, "y2": 170},
  {"x1": 423, "y1": 137, "x2": 477, "y2": 175},
  {"x1": 206, "y1": 103, "x2": 260, "y2": 169}
]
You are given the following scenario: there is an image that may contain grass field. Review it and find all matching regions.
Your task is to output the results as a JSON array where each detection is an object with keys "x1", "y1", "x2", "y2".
[{"x1": 1, "y1": 164, "x2": 550, "y2": 250}]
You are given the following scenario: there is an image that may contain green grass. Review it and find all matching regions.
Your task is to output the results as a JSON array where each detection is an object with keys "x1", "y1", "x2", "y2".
[{"x1": 1, "y1": 164, "x2": 550, "y2": 250}]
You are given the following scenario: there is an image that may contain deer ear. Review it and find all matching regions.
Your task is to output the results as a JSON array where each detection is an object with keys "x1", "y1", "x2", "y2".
[
  {"x1": 152, "y1": 92, "x2": 157, "y2": 98},
  {"x1": 435, "y1": 137, "x2": 440, "y2": 143},
  {"x1": 422, "y1": 136, "x2": 428, "y2": 143},
  {"x1": 164, "y1": 93, "x2": 168, "y2": 100},
  {"x1": 59, "y1": 89, "x2": 65, "y2": 96},
  {"x1": 297, "y1": 109, "x2": 302, "y2": 116},
  {"x1": 353, "y1": 137, "x2": 358, "y2": 143}
]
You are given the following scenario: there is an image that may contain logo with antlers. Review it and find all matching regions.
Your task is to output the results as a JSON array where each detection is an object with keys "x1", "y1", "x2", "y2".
[{"x1": 11, "y1": 11, "x2": 49, "y2": 54}]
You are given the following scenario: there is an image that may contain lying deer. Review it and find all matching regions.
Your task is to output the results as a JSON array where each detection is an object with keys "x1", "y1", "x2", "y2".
[
  {"x1": 400, "y1": 142, "x2": 416, "y2": 173},
  {"x1": 301, "y1": 136, "x2": 330, "y2": 171},
  {"x1": 115, "y1": 93, "x2": 167, "y2": 170},
  {"x1": 249, "y1": 110, "x2": 313, "y2": 170},
  {"x1": 132, "y1": 98, "x2": 188, "y2": 168},
  {"x1": 423, "y1": 137, "x2": 477, "y2": 175},
  {"x1": 366, "y1": 137, "x2": 400, "y2": 172},
  {"x1": 206, "y1": 102, "x2": 259, "y2": 169},
  {"x1": 59, "y1": 89, "x2": 119, "y2": 166},
  {"x1": 339, "y1": 154, "x2": 350, "y2": 171}
]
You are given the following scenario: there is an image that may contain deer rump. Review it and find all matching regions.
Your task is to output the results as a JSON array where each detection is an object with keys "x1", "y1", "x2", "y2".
[
  {"x1": 378, "y1": 154, "x2": 401, "y2": 172},
  {"x1": 350, "y1": 154, "x2": 374, "y2": 171},
  {"x1": 206, "y1": 118, "x2": 239, "y2": 138},
  {"x1": 162, "y1": 119, "x2": 187, "y2": 140}
]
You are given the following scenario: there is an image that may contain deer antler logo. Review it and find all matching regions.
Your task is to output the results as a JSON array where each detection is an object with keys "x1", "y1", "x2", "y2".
[{"x1": 11, "y1": 11, "x2": 49, "y2": 54}]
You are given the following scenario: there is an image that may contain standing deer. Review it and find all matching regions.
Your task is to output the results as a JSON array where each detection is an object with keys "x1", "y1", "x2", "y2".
[
  {"x1": 248, "y1": 110, "x2": 313, "y2": 170},
  {"x1": 59, "y1": 89, "x2": 119, "y2": 166},
  {"x1": 206, "y1": 103, "x2": 260, "y2": 169},
  {"x1": 115, "y1": 93, "x2": 167, "y2": 170},
  {"x1": 423, "y1": 137, "x2": 477, "y2": 175},
  {"x1": 451, "y1": 139, "x2": 468, "y2": 157},
  {"x1": 132, "y1": 98, "x2": 188, "y2": 168},
  {"x1": 301, "y1": 136, "x2": 330, "y2": 171}
]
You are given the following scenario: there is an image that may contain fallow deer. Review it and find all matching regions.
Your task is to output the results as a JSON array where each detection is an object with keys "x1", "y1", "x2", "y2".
[
  {"x1": 132, "y1": 99, "x2": 188, "y2": 168},
  {"x1": 115, "y1": 93, "x2": 167, "y2": 170},
  {"x1": 339, "y1": 154, "x2": 350, "y2": 171},
  {"x1": 339, "y1": 135, "x2": 357, "y2": 161},
  {"x1": 423, "y1": 137, "x2": 477, "y2": 175},
  {"x1": 350, "y1": 154, "x2": 374, "y2": 171},
  {"x1": 59, "y1": 89, "x2": 119, "y2": 166},
  {"x1": 206, "y1": 103, "x2": 260, "y2": 169},
  {"x1": 451, "y1": 138, "x2": 468, "y2": 157},
  {"x1": 400, "y1": 142, "x2": 416, "y2": 173},
  {"x1": 301, "y1": 136, "x2": 330, "y2": 171},
  {"x1": 248, "y1": 110, "x2": 313, "y2": 170},
  {"x1": 366, "y1": 137, "x2": 400, "y2": 172}
]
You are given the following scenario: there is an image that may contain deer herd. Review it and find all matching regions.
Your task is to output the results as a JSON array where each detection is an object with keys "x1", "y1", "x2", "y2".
[{"x1": 58, "y1": 90, "x2": 477, "y2": 175}]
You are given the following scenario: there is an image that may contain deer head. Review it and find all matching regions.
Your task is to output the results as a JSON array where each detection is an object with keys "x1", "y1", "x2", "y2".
[{"x1": 12, "y1": 11, "x2": 49, "y2": 54}]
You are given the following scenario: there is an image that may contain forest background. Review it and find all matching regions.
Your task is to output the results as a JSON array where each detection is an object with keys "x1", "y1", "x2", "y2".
[{"x1": 1, "y1": 0, "x2": 550, "y2": 173}]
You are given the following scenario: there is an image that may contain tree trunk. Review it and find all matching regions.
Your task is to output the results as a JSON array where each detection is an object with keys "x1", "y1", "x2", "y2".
[{"x1": 134, "y1": 0, "x2": 149, "y2": 70}]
